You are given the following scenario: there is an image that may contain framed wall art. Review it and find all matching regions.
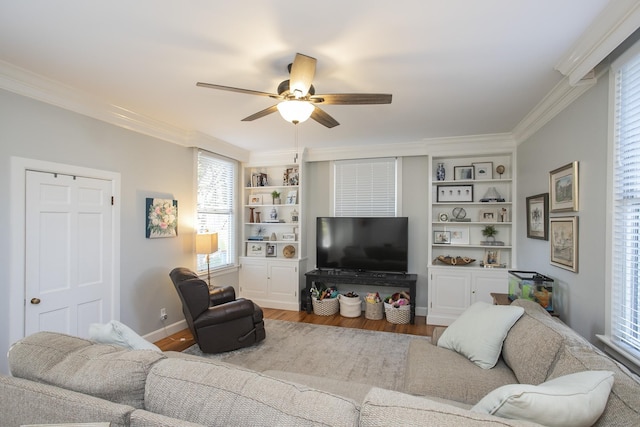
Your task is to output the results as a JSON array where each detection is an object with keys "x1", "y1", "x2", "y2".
[
  {"x1": 454, "y1": 165, "x2": 475, "y2": 180},
  {"x1": 549, "y1": 161, "x2": 579, "y2": 212},
  {"x1": 550, "y1": 216, "x2": 578, "y2": 272},
  {"x1": 436, "y1": 185, "x2": 474, "y2": 202},
  {"x1": 526, "y1": 193, "x2": 549, "y2": 240},
  {"x1": 146, "y1": 198, "x2": 178, "y2": 238},
  {"x1": 472, "y1": 162, "x2": 493, "y2": 179}
]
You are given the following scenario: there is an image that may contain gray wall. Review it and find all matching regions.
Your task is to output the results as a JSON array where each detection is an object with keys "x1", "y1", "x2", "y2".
[
  {"x1": 0, "y1": 89, "x2": 204, "y2": 374},
  {"x1": 516, "y1": 72, "x2": 609, "y2": 343}
]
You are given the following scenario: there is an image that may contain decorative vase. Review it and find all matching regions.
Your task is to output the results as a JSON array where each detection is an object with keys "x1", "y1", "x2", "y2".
[
  {"x1": 436, "y1": 163, "x2": 446, "y2": 181},
  {"x1": 249, "y1": 207, "x2": 255, "y2": 223}
]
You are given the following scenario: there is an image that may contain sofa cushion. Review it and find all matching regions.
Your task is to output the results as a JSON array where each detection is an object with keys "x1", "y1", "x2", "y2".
[
  {"x1": 361, "y1": 387, "x2": 542, "y2": 426},
  {"x1": 404, "y1": 338, "x2": 518, "y2": 404},
  {"x1": 471, "y1": 370, "x2": 615, "y2": 427},
  {"x1": 89, "y1": 320, "x2": 161, "y2": 351},
  {"x1": 502, "y1": 301, "x2": 564, "y2": 384},
  {"x1": 145, "y1": 358, "x2": 360, "y2": 427},
  {"x1": 0, "y1": 374, "x2": 133, "y2": 427},
  {"x1": 8, "y1": 331, "x2": 165, "y2": 409},
  {"x1": 130, "y1": 409, "x2": 205, "y2": 427},
  {"x1": 437, "y1": 301, "x2": 524, "y2": 369}
]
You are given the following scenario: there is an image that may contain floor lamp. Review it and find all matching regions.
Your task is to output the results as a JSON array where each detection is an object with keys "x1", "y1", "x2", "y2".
[{"x1": 196, "y1": 232, "x2": 218, "y2": 289}]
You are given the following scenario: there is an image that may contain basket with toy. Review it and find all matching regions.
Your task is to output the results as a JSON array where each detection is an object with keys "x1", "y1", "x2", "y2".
[
  {"x1": 364, "y1": 292, "x2": 384, "y2": 320},
  {"x1": 310, "y1": 284, "x2": 339, "y2": 316},
  {"x1": 384, "y1": 291, "x2": 411, "y2": 324}
]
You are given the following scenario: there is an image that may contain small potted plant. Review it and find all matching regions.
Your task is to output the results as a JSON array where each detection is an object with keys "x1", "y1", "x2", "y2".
[
  {"x1": 271, "y1": 190, "x2": 281, "y2": 205},
  {"x1": 482, "y1": 225, "x2": 498, "y2": 243}
]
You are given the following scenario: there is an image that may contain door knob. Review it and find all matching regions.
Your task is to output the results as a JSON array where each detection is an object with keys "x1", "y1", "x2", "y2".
[{"x1": 30, "y1": 298, "x2": 41, "y2": 305}]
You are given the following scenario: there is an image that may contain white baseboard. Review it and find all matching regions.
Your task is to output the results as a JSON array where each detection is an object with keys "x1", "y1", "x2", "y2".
[{"x1": 143, "y1": 319, "x2": 188, "y2": 345}]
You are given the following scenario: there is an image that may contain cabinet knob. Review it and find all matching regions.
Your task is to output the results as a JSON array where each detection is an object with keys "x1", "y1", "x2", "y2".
[{"x1": 30, "y1": 297, "x2": 41, "y2": 305}]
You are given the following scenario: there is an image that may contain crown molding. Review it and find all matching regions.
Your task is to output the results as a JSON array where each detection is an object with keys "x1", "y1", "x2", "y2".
[{"x1": 555, "y1": 0, "x2": 640, "y2": 85}]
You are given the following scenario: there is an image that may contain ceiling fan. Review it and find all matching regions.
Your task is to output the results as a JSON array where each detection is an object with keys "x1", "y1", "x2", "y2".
[{"x1": 196, "y1": 53, "x2": 392, "y2": 128}]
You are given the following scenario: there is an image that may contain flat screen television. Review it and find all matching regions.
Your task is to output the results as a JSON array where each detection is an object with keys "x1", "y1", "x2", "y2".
[{"x1": 316, "y1": 217, "x2": 408, "y2": 273}]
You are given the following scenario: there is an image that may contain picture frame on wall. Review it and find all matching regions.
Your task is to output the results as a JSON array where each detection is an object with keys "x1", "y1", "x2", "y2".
[
  {"x1": 454, "y1": 165, "x2": 475, "y2": 180},
  {"x1": 472, "y1": 162, "x2": 493, "y2": 179},
  {"x1": 436, "y1": 185, "x2": 474, "y2": 202},
  {"x1": 550, "y1": 216, "x2": 578, "y2": 272},
  {"x1": 549, "y1": 161, "x2": 579, "y2": 212},
  {"x1": 526, "y1": 193, "x2": 549, "y2": 240}
]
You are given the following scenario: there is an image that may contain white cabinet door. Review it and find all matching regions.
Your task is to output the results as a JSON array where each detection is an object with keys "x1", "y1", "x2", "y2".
[
  {"x1": 268, "y1": 262, "x2": 298, "y2": 301},
  {"x1": 239, "y1": 259, "x2": 269, "y2": 300},
  {"x1": 428, "y1": 267, "x2": 471, "y2": 326},
  {"x1": 471, "y1": 270, "x2": 508, "y2": 305}
]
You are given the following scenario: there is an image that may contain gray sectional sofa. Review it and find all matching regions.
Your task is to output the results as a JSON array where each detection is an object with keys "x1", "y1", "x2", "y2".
[{"x1": 1, "y1": 300, "x2": 638, "y2": 426}]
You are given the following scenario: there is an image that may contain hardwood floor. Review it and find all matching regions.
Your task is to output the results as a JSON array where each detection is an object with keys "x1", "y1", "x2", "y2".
[{"x1": 154, "y1": 308, "x2": 435, "y2": 352}]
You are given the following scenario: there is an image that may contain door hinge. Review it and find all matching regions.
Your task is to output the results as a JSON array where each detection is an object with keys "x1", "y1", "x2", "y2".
[{"x1": 111, "y1": 196, "x2": 114, "y2": 205}]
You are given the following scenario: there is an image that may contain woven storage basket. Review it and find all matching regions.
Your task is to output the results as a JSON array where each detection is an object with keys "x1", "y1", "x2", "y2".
[
  {"x1": 365, "y1": 301, "x2": 384, "y2": 320},
  {"x1": 338, "y1": 294, "x2": 362, "y2": 318},
  {"x1": 312, "y1": 297, "x2": 339, "y2": 316},
  {"x1": 384, "y1": 302, "x2": 411, "y2": 324}
]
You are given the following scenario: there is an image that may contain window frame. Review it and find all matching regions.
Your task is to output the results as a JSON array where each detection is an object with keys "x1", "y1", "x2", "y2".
[
  {"x1": 603, "y1": 38, "x2": 640, "y2": 372},
  {"x1": 196, "y1": 149, "x2": 238, "y2": 273}
]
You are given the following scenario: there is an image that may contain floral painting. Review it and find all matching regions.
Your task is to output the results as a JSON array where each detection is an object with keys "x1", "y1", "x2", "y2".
[{"x1": 146, "y1": 198, "x2": 178, "y2": 238}]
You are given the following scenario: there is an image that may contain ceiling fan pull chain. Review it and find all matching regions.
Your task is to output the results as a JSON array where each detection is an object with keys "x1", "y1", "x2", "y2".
[{"x1": 293, "y1": 125, "x2": 299, "y2": 163}]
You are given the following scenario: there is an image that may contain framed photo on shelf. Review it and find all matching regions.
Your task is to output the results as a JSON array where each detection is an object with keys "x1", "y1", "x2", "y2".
[
  {"x1": 247, "y1": 242, "x2": 265, "y2": 257},
  {"x1": 472, "y1": 162, "x2": 493, "y2": 179},
  {"x1": 436, "y1": 185, "x2": 474, "y2": 203},
  {"x1": 447, "y1": 226, "x2": 469, "y2": 245},
  {"x1": 550, "y1": 216, "x2": 578, "y2": 272},
  {"x1": 526, "y1": 193, "x2": 549, "y2": 240},
  {"x1": 454, "y1": 165, "x2": 475, "y2": 180},
  {"x1": 286, "y1": 190, "x2": 298, "y2": 204},
  {"x1": 479, "y1": 208, "x2": 497, "y2": 222},
  {"x1": 251, "y1": 172, "x2": 268, "y2": 187},
  {"x1": 483, "y1": 249, "x2": 501, "y2": 266},
  {"x1": 549, "y1": 161, "x2": 579, "y2": 212},
  {"x1": 248, "y1": 194, "x2": 263, "y2": 205},
  {"x1": 285, "y1": 167, "x2": 299, "y2": 186},
  {"x1": 266, "y1": 243, "x2": 276, "y2": 257},
  {"x1": 433, "y1": 231, "x2": 451, "y2": 244}
]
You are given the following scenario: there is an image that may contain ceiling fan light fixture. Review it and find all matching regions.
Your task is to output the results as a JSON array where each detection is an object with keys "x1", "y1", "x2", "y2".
[{"x1": 277, "y1": 100, "x2": 314, "y2": 124}]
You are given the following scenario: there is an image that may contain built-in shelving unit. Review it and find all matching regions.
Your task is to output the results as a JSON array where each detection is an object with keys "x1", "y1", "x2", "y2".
[{"x1": 427, "y1": 152, "x2": 516, "y2": 325}]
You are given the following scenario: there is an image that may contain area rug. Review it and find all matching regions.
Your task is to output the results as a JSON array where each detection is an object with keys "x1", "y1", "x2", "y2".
[{"x1": 183, "y1": 319, "x2": 430, "y2": 392}]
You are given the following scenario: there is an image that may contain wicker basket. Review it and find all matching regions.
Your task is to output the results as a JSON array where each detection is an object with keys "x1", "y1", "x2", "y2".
[
  {"x1": 338, "y1": 294, "x2": 362, "y2": 318},
  {"x1": 312, "y1": 297, "x2": 339, "y2": 316},
  {"x1": 384, "y1": 302, "x2": 411, "y2": 324},
  {"x1": 365, "y1": 301, "x2": 384, "y2": 320}
]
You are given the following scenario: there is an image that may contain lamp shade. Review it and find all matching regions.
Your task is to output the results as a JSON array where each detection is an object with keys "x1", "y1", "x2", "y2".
[
  {"x1": 196, "y1": 233, "x2": 218, "y2": 254},
  {"x1": 277, "y1": 100, "x2": 314, "y2": 124}
]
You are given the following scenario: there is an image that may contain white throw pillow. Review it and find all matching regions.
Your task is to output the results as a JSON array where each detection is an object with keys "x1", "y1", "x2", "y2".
[
  {"x1": 89, "y1": 320, "x2": 161, "y2": 352},
  {"x1": 437, "y1": 301, "x2": 524, "y2": 369},
  {"x1": 471, "y1": 370, "x2": 615, "y2": 427}
]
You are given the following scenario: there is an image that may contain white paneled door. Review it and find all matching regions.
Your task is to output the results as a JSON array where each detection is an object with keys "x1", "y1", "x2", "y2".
[{"x1": 25, "y1": 170, "x2": 114, "y2": 338}]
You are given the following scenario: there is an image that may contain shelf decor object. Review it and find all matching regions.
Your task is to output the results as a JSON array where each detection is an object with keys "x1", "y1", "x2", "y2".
[
  {"x1": 549, "y1": 161, "x2": 579, "y2": 212},
  {"x1": 434, "y1": 255, "x2": 475, "y2": 266},
  {"x1": 472, "y1": 162, "x2": 493, "y2": 179},
  {"x1": 437, "y1": 185, "x2": 474, "y2": 202}
]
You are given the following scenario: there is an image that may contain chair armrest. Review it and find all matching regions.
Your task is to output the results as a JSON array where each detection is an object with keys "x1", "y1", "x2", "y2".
[
  {"x1": 210, "y1": 286, "x2": 236, "y2": 306},
  {"x1": 431, "y1": 326, "x2": 448, "y2": 346},
  {"x1": 193, "y1": 299, "x2": 256, "y2": 328}
]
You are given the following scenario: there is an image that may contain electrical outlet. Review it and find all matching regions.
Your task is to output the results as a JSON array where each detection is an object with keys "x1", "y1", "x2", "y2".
[{"x1": 160, "y1": 308, "x2": 167, "y2": 321}]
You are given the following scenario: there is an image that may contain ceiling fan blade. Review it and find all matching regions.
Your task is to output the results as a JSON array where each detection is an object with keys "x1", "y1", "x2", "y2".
[
  {"x1": 310, "y1": 106, "x2": 339, "y2": 128},
  {"x1": 311, "y1": 93, "x2": 392, "y2": 105},
  {"x1": 196, "y1": 82, "x2": 281, "y2": 99},
  {"x1": 241, "y1": 105, "x2": 279, "y2": 122},
  {"x1": 289, "y1": 53, "x2": 316, "y2": 97}
]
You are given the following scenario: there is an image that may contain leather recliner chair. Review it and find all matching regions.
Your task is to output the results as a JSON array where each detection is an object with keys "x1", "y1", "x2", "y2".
[{"x1": 169, "y1": 267, "x2": 265, "y2": 353}]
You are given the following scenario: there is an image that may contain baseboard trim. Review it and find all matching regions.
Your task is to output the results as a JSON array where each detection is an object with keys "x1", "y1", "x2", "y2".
[{"x1": 144, "y1": 319, "x2": 188, "y2": 344}]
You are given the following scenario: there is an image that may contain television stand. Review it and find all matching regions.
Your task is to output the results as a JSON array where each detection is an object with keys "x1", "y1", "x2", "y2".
[{"x1": 303, "y1": 269, "x2": 418, "y2": 324}]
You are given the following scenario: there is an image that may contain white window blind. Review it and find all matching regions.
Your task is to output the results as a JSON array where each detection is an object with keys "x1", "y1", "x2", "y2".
[
  {"x1": 611, "y1": 47, "x2": 640, "y2": 362},
  {"x1": 334, "y1": 158, "x2": 397, "y2": 217},
  {"x1": 197, "y1": 150, "x2": 236, "y2": 271}
]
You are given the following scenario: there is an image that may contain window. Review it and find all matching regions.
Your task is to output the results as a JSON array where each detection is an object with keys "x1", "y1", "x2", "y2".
[
  {"x1": 608, "y1": 41, "x2": 640, "y2": 366},
  {"x1": 334, "y1": 158, "x2": 399, "y2": 217},
  {"x1": 196, "y1": 150, "x2": 237, "y2": 271}
]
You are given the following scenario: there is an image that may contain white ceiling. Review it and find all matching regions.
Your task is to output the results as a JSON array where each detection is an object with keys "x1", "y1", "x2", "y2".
[{"x1": 0, "y1": 1, "x2": 632, "y2": 156}]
